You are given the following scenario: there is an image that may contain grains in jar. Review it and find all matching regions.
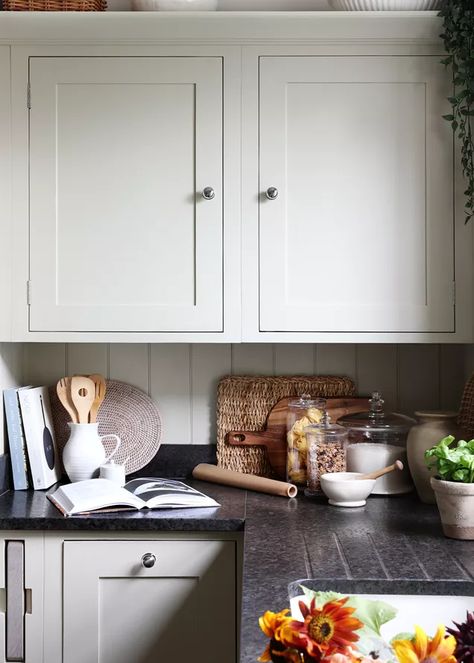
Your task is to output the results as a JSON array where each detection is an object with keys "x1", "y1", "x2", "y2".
[{"x1": 305, "y1": 416, "x2": 348, "y2": 495}]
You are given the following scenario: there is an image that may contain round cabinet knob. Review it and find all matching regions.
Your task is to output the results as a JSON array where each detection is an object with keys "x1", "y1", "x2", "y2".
[
  {"x1": 265, "y1": 187, "x2": 278, "y2": 200},
  {"x1": 202, "y1": 187, "x2": 215, "y2": 200},
  {"x1": 141, "y1": 553, "x2": 156, "y2": 568}
]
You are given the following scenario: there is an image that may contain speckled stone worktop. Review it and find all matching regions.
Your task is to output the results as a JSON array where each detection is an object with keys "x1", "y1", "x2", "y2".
[
  {"x1": 0, "y1": 483, "x2": 473, "y2": 663},
  {"x1": 240, "y1": 491, "x2": 474, "y2": 663},
  {"x1": 0, "y1": 479, "x2": 245, "y2": 531}
]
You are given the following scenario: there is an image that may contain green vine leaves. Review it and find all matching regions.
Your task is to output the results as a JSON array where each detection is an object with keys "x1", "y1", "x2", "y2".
[{"x1": 439, "y1": 0, "x2": 474, "y2": 224}]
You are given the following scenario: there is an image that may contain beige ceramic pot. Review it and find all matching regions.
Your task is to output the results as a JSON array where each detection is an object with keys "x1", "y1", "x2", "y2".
[
  {"x1": 431, "y1": 477, "x2": 474, "y2": 540},
  {"x1": 407, "y1": 411, "x2": 459, "y2": 504}
]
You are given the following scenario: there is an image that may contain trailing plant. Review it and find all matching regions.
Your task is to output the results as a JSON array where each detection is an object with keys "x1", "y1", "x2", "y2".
[{"x1": 439, "y1": 1, "x2": 474, "y2": 224}]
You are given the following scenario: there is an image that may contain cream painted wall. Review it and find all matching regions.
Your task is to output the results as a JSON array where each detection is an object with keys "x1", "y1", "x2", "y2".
[{"x1": 20, "y1": 343, "x2": 473, "y2": 446}]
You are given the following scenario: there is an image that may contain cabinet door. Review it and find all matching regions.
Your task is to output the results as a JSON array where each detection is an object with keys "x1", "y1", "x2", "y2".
[
  {"x1": 0, "y1": 536, "x2": 44, "y2": 663},
  {"x1": 63, "y1": 540, "x2": 236, "y2": 663},
  {"x1": 29, "y1": 57, "x2": 222, "y2": 332},
  {"x1": 259, "y1": 56, "x2": 454, "y2": 333}
]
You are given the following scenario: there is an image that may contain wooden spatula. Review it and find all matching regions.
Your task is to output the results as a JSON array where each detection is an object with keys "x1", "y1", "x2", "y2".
[
  {"x1": 227, "y1": 397, "x2": 370, "y2": 480},
  {"x1": 70, "y1": 376, "x2": 96, "y2": 424},
  {"x1": 88, "y1": 374, "x2": 106, "y2": 423},
  {"x1": 56, "y1": 377, "x2": 78, "y2": 423}
]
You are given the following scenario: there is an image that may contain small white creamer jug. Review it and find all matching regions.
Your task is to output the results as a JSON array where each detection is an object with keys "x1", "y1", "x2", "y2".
[{"x1": 62, "y1": 423, "x2": 120, "y2": 483}]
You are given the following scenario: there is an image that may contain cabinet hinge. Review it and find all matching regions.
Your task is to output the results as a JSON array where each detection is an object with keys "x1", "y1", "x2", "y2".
[
  {"x1": 27, "y1": 83, "x2": 31, "y2": 110},
  {"x1": 26, "y1": 280, "x2": 31, "y2": 306}
]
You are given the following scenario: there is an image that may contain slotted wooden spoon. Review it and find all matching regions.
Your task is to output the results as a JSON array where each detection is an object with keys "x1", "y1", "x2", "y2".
[
  {"x1": 70, "y1": 376, "x2": 96, "y2": 424},
  {"x1": 88, "y1": 374, "x2": 106, "y2": 423},
  {"x1": 56, "y1": 377, "x2": 78, "y2": 423}
]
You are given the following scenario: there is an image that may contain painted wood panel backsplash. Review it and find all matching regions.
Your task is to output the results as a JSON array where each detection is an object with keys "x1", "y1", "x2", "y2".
[{"x1": 17, "y1": 343, "x2": 473, "y2": 446}]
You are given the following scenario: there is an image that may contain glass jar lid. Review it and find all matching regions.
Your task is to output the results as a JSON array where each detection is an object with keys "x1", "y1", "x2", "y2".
[
  {"x1": 288, "y1": 394, "x2": 326, "y2": 410},
  {"x1": 304, "y1": 413, "x2": 348, "y2": 439},
  {"x1": 338, "y1": 391, "x2": 415, "y2": 433}
]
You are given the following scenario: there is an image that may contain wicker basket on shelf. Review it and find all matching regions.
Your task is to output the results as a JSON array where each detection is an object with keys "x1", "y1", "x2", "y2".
[
  {"x1": 216, "y1": 375, "x2": 356, "y2": 477},
  {"x1": 458, "y1": 372, "x2": 474, "y2": 440},
  {"x1": 2, "y1": 0, "x2": 106, "y2": 10}
]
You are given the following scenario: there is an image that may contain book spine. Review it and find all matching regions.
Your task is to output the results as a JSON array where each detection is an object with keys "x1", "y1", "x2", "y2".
[{"x1": 3, "y1": 390, "x2": 29, "y2": 490}]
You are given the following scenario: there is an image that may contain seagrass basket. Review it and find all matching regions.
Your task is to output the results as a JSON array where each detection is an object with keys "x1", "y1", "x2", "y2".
[
  {"x1": 458, "y1": 372, "x2": 474, "y2": 439},
  {"x1": 3, "y1": 0, "x2": 106, "y2": 10},
  {"x1": 216, "y1": 375, "x2": 356, "y2": 477}
]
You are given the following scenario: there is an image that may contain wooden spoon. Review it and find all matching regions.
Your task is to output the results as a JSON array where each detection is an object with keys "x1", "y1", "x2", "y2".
[
  {"x1": 56, "y1": 377, "x2": 78, "y2": 423},
  {"x1": 70, "y1": 376, "x2": 96, "y2": 424},
  {"x1": 88, "y1": 374, "x2": 106, "y2": 423},
  {"x1": 357, "y1": 460, "x2": 404, "y2": 481}
]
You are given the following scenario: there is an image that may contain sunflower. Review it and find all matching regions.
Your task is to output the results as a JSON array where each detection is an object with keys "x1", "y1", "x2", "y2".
[
  {"x1": 289, "y1": 597, "x2": 363, "y2": 659},
  {"x1": 258, "y1": 609, "x2": 301, "y2": 662},
  {"x1": 392, "y1": 625, "x2": 457, "y2": 663}
]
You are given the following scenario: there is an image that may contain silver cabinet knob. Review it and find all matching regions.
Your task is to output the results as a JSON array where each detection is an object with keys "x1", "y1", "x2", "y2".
[
  {"x1": 202, "y1": 187, "x2": 215, "y2": 200},
  {"x1": 265, "y1": 187, "x2": 278, "y2": 200},
  {"x1": 141, "y1": 553, "x2": 156, "y2": 568}
]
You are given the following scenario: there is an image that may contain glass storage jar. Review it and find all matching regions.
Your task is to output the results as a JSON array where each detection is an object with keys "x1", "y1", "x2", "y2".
[
  {"x1": 286, "y1": 395, "x2": 326, "y2": 487},
  {"x1": 305, "y1": 414, "x2": 349, "y2": 496},
  {"x1": 338, "y1": 391, "x2": 416, "y2": 495}
]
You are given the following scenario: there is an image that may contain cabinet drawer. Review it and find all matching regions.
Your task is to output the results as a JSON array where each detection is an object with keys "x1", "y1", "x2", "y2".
[{"x1": 63, "y1": 540, "x2": 236, "y2": 663}]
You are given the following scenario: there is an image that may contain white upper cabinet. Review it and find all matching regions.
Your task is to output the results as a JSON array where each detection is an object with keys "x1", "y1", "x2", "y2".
[
  {"x1": 2, "y1": 14, "x2": 472, "y2": 342},
  {"x1": 258, "y1": 56, "x2": 455, "y2": 334},
  {"x1": 28, "y1": 56, "x2": 223, "y2": 333}
]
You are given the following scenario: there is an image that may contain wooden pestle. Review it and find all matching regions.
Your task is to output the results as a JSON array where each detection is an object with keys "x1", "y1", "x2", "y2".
[{"x1": 357, "y1": 460, "x2": 404, "y2": 481}]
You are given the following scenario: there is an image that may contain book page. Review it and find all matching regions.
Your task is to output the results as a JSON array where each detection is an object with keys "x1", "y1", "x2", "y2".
[
  {"x1": 124, "y1": 478, "x2": 220, "y2": 508},
  {"x1": 50, "y1": 479, "x2": 145, "y2": 515}
]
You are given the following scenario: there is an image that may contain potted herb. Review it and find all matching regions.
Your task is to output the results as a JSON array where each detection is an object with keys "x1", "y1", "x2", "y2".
[{"x1": 425, "y1": 435, "x2": 474, "y2": 540}]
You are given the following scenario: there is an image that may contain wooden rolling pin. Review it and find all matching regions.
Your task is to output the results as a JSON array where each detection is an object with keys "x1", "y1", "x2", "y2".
[{"x1": 192, "y1": 463, "x2": 298, "y2": 498}]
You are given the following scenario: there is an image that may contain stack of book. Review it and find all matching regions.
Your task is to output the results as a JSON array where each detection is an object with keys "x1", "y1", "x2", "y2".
[{"x1": 3, "y1": 386, "x2": 61, "y2": 490}]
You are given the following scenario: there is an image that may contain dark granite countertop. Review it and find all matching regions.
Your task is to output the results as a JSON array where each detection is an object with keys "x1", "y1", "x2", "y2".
[
  {"x1": 240, "y1": 491, "x2": 474, "y2": 663},
  {"x1": 0, "y1": 477, "x2": 473, "y2": 663},
  {"x1": 0, "y1": 479, "x2": 246, "y2": 531}
]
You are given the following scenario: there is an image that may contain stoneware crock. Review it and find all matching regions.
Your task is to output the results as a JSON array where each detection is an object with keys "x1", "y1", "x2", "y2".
[{"x1": 407, "y1": 410, "x2": 460, "y2": 504}]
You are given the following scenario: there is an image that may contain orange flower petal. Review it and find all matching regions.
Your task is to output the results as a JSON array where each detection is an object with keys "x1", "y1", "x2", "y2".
[
  {"x1": 258, "y1": 642, "x2": 272, "y2": 662},
  {"x1": 429, "y1": 625, "x2": 446, "y2": 654},
  {"x1": 414, "y1": 625, "x2": 428, "y2": 660}
]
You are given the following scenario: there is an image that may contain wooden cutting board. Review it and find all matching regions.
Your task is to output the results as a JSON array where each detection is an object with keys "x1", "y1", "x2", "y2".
[{"x1": 226, "y1": 397, "x2": 369, "y2": 480}]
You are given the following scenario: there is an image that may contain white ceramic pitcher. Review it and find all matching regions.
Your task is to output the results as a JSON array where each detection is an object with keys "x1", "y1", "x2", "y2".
[{"x1": 62, "y1": 423, "x2": 121, "y2": 483}]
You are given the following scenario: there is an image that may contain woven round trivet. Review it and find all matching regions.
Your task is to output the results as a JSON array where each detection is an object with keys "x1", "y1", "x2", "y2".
[{"x1": 49, "y1": 380, "x2": 162, "y2": 475}]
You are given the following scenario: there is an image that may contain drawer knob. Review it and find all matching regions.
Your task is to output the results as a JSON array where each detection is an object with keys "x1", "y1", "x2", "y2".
[
  {"x1": 141, "y1": 553, "x2": 156, "y2": 568},
  {"x1": 265, "y1": 187, "x2": 278, "y2": 200},
  {"x1": 202, "y1": 187, "x2": 215, "y2": 200}
]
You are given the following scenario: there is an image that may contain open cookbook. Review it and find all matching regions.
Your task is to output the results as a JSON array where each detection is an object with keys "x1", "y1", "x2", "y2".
[{"x1": 48, "y1": 477, "x2": 220, "y2": 516}]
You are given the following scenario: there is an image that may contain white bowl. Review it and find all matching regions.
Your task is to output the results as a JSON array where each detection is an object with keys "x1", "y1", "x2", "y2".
[
  {"x1": 329, "y1": 0, "x2": 440, "y2": 9},
  {"x1": 320, "y1": 472, "x2": 376, "y2": 507},
  {"x1": 132, "y1": 0, "x2": 217, "y2": 9}
]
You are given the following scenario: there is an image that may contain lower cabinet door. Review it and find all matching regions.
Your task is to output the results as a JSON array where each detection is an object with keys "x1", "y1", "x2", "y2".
[{"x1": 63, "y1": 540, "x2": 236, "y2": 663}]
